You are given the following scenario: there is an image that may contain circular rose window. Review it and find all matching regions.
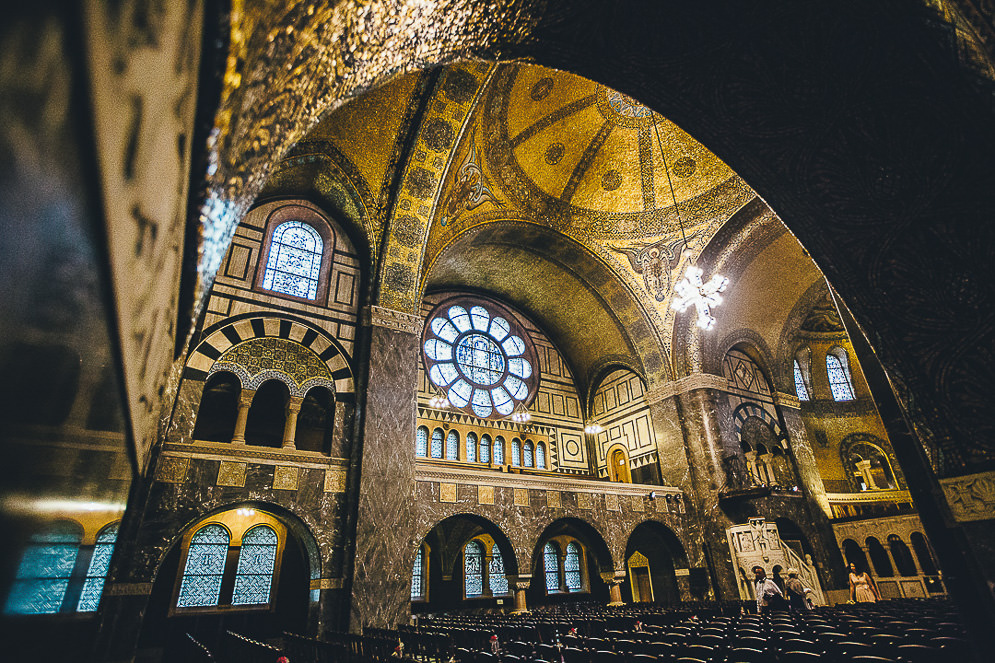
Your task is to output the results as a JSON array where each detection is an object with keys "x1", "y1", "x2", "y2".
[{"x1": 422, "y1": 299, "x2": 538, "y2": 419}]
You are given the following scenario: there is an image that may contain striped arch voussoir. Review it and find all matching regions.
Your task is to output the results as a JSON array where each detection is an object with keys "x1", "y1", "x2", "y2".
[
  {"x1": 732, "y1": 402, "x2": 786, "y2": 443},
  {"x1": 184, "y1": 317, "x2": 355, "y2": 403}
]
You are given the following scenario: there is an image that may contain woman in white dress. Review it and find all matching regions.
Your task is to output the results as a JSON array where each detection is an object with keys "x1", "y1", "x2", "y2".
[{"x1": 849, "y1": 562, "x2": 881, "y2": 603}]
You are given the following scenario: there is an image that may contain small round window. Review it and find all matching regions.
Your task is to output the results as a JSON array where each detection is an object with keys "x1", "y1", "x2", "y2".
[{"x1": 423, "y1": 299, "x2": 538, "y2": 419}]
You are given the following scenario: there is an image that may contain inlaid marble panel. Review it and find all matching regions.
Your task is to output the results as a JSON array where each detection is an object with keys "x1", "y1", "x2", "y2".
[
  {"x1": 273, "y1": 465, "x2": 299, "y2": 490},
  {"x1": 155, "y1": 456, "x2": 189, "y2": 483},
  {"x1": 514, "y1": 488, "x2": 529, "y2": 506},
  {"x1": 546, "y1": 490, "x2": 561, "y2": 508},
  {"x1": 478, "y1": 485, "x2": 495, "y2": 505},
  {"x1": 217, "y1": 461, "x2": 246, "y2": 487},
  {"x1": 324, "y1": 468, "x2": 348, "y2": 493},
  {"x1": 576, "y1": 492, "x2": 593, "y2": 509},
  {"x1": 440, "y1": 483, "x2": 457, "y2": 503}
]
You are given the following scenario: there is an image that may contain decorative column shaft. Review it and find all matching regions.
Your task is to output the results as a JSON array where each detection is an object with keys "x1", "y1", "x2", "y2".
[
  {"x1": 282, "y1": 396, "x2": 303, "y2": 449},
  {"x1": 510, "y1": 576, "x2": 531, "y2": 614},
  {"x1": 231, "y1": 389, "x2": 255, "y2": 444}
]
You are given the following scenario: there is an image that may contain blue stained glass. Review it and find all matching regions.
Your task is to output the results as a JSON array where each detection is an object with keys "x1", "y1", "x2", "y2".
[
  {"x1": 511, "y1": 439, "x2": 521, "y2": 467},
  {"x1": 77, "y1": 524, "x2": 119, "y2": 612},
  {"x1": 827, "y1": 354, "x2": 856, "y2": 401},
  {"x1": 262, "y1": 221, "x2": 322, "y2": 300},
  {"x1": 536, "y1": 443, "x2": 546, "y2": 469},
  {"x1": 489, "y1": 547, "x2": 509, "y2": 595},
  {"x1": 431, "y1": 429, "x2": 443, "y2": 458},
  {"x1": 232, "y1": 526, "x2": 278, "y2": 605},
  {"x1": 456, "y1": 334, "x2": 505, "y2": 385},
  {"x1": 544, "y1": 542, "x2": 560, "y2": 592},
  {"x1": 494, "y1": 436, "x2": 504, "y2": 465},
  {"x1": 565, "y1": 542, "x2": 582, "y2": 592},
  {"x1": 446, "y1": 431, "x2": 459, "y2": 460},
  {"x1": 466, "y1": 432, "x2": 477, "y2": 462},
  {"x1": 523, "y1": 441, "x2": 535, "y2": 468},
  {"x1": 416, "y1": 427, "x2": 428, "y2": 457},
  {"x1": 793, "y1": 360, "x2": 810, "y2": 401},
  {"x1": 4, "y1": 522, "x2": 81, "y2": 615},
  {"x1": 464, "y1": 541, "x2": 484, "y2": 597},
  {"x1": 177, "y1": 524, "x2": 229, "y2": 608},
  {"x1": 411, "y1": 547, "x2": 424, "y2": 600},
  {"x1": 480, "y1": 435, "x2": 491, "y2": 463}
]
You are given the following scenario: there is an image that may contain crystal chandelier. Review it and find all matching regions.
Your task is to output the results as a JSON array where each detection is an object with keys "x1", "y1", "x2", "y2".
[
  {"x1": 652, "y1": 117, "x2": 729, "y2": 330},
  {"x1": 584, "y1": 421, "x2": 603, "y2": 435},
  {"x1": 509, "y1": 402, "x2": 531, "y2": 424},
  {"x1": 428, "y1": 387, "x2": 450, "y2": 410}
]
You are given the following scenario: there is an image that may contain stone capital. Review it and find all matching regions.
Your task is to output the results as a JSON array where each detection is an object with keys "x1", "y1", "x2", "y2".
[
  {"x1": 646, "y1": 372, "x2": 728, "y2": 403},
  {"x1": 363, "y1": 304, "x2": 423, "y2": 335},
  {"x1": 238, "y1": 389, "x2": 256, "y2": 408}
]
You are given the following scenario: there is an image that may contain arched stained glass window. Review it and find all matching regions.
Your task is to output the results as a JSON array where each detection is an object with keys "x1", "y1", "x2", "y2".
[
  {"x1": 411, "y1": 546, "x2": 425, "y2": 600},
  {"x1": 536, "y1": 443, "x2": 546, "y2": 469},
  {"x1": 466, "y1": 432, "x2": 477, "y2": 463},
  {"x1": 4, "y1": 522, "x2": 81, "y2": 615},
  {"x1": 511, "y1": 438, "x2": 521, "y2": 467},
  {"x1": 261, "y1": 221, "x2": 323, "y2": 300},
  {"x1": 543, "y1": 542, "x2": 560, "y2": 592},
  {"x1": 77, "y1": 524, "x2": 118, "y2": 612},
  {"x1": 431, "y1": 428, "x2": 443, "y2": 459},
  {"x1": 493, "y1": 436, "x2": 505, "y2": 465},
  {"x1": 827, "y1": 350, "x2": 856, "y2": 401},
  {"x1": 523, "y1": 440, "x2": 535, "y2": 467},
  {"x1": 464, "y1": 541, "x2": 484, "y2": 598},
  {"x1": 446, "y1": 430, "x2": 459, "y2": 460},
  {"x1": 793, "y1": 360, "x2": 810, "y2": 401},
  {"x1": 489, "y1": 546, "x2": 509, "y2": 595},
  {"x1": 232, "y1": 526, "x2": 278, "y2": 605},
  {"x1": 416, "y1": 426, "x2": 429, "y2": 457},
  {"x1": 177, "y1": 525, "x2": 230, "y2": 608},
  {"x1": 480, "y1": 435, "x2": 491, "y2": 463},
  {"x1": 565, "y1": 542, "x2": 582, "y2": 592}
]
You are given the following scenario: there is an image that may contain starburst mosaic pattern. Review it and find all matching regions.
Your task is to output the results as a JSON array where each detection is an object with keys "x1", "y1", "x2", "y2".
[
  {"x1": 423, "y1": 302, "x2": 536, "y2": 419},
  {"x1": 672, "y1": 265, "x2": 729, "y2": 330}
]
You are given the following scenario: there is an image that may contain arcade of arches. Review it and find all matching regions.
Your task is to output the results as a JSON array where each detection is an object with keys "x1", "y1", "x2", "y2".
[{"x1": 1, "y1": 2, "x2": 994, "y2": 661}]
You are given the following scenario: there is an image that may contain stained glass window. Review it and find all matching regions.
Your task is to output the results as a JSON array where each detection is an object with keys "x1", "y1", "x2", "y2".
[
  {"x1": 466, "y1": 432, "x2": 477, "y2": 463},
  {"x1": 523, "y1": 441, "x2": 535, "y2": 467},
  {"x1": 232, "y1": 526, "x2": 278, "y2": 605},
  {"x1": 411, "y1": 547, "x2": 425, "y2": 600},
  {"x1": 489, "y1": 547, "x2": 509, "y2": 595},
  {"x1": 177, "y1": 524, "x2": 229, "y2": 608},
  {"x1": 423, "y1": 302, "x2": 535, "y2": 420},
  {"x1": 261, "y1": 221, "x2": 323, "y2": 300},
  {"x1": 544, "y1": 542, "x2": 560, "y2": 592},
  {"x1": 827, "y1": 351, "x2": 856, "y2": 401},
  {"x1": 793, "y1": 360, "x2": 810, "y2": 401},
  {"x1": 77, "y1": 524, "x2": 118, "y2": 612},
  {"x1": 431, "y1": 428, "x2": 443, "y2": 459},
  {"x1": 4, "y1": 522, "x2": 81, "y2": 615},
  {"x1": 416, "y1": 426, "x2": 429, "y2": 457},
  {"x1": 494, "y1": 436, "x2": 505, "y2": 465},
  {"x1": 446, "y1": 431, "x2": 459, "y2": 460},
  {"x1": 536, "y1": 443, "x2": 546, "y2": 469},
  {"x1": 565, "y1": 542, "x2": 582, "y2": 592},
  {"x1": 464, "y1": 541, "x2": 484, "y2": 598},
  {"x1": 511, "y1": 439, "x2": 521, "y2": 467},
  {"x1": 480, "y1": 435, "x2": 491, "y2": 464}
]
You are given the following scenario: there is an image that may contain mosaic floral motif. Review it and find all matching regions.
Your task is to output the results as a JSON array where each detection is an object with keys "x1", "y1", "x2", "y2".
[
  {"x1": 606, "y1": 90, "x2": 652, "y2": 118},
  {"x1": 614, "y1": 235, "x2": 694, "y2": 302},
  {"x1": 220, "y1": 337, "x2": 332, "y2": 386},
  {"x1": 440, "y1": 130, "x2": 503, "y2": 227}
]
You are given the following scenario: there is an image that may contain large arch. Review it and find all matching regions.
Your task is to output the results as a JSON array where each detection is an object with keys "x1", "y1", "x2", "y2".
[{"x1": 622, "y1": 520, "x2": 690, "y2": 604}]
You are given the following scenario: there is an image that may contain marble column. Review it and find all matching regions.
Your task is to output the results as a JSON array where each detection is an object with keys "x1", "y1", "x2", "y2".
[
  {"x1": 348, "y1": 306, "x2": 421, "y2": 631},
  {"x1": 231, "y1": 389, "x2": 255, "y2": 444},
  {"x1": 600, "y1": 570, "x2": 626, "y2": 606},
  {"x1": 282, "y1": 396, "x2": 303, "y2": 449},
  {"x1": 510, "y1": 576, "x2": 531, "y2": 614},
  {"x1": 856, "y1": 459, "x2": 874, "y2": 489}
]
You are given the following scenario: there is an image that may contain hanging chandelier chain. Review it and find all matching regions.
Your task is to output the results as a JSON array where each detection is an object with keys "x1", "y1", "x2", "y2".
[{"x1": 652, "y1": 115, "x2": 689, "y2": 249}]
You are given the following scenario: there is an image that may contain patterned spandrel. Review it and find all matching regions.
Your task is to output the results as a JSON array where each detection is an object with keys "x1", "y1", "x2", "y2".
[
  {"x1": 489, "y1": 548, "x2": 509, "y2": 595},
  {"x1": 232, "y1": 526, "x2": 278, "y2": 605},
  {"x1": 466, "y1": 433, "x2": 477, "y2": 462},
  {"x1": 262, "y1": 221, "x2": 322, "y2": 300},
  {"x1": 565, "y1": 542, "x2": 582, "y2": 592},
  {"x1": 446, "y1": 431, "x2": 459, "y2": 460},
  {"x1": 3, "y1": 523, "x2": 81, "y2": 615},
  {"x1": 493, "y1": 437, "x2": 504, "y2": 464},
  {"x1": 176, "y1": 524, "x2": 229, "y2": 608},
  {"x1": 464, "y1": 541, "x2": 484, "y2": 597},
  {"x1": 480, "y1": 435, "x2": 491, "y2": 463},
  {"x1": 827, "y1": 354, "x2": 855, "y2": 401},
  {"x1": 523, "y1": 441, "x2": 535, "y2": 467},
  {"x1": 511, "y1": 440, "x2": 521, "y2": 466},
  {"x1": 544, "y1": 543, "x2": 559, "y2": 592},
  {"x1": 77, "y1": 525, "x2": 118, "y2": 612},
  {"x1": 431, "y1": 429, "x2": 443, "y2": 458},
  {"x1": 793, "y1": 360, "x2": 810, "y2": 401},
  {"x1": 536, "y1": 443, "x2": 546, "y2": 469},
  {"x1": 411, "y1": 548, "x2": 424, "y2": 600},
  {"x1": 416, "y1": 427, "x2": 428, "y2": 457}
]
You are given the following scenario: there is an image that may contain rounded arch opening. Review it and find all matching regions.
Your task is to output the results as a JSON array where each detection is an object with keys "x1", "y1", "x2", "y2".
[{"x1": 622, "y1": 521, "x2": 689, "y2": 605}]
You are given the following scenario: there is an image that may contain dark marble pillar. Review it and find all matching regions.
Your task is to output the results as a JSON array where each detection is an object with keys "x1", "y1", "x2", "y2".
[{"x1": 347, "y1": 306, "x2": 421, "y2": 631}]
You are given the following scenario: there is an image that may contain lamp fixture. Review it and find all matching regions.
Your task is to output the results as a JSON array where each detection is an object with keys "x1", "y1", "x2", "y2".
[
  {"x1": 509, "y1": 401, "x2": 531, "y2": 424},
  {"x1": 584, "y1": 421, "x2": 603, "y2": 435},
  {"x1": 428, "y1": 387, "x2": 450, "y2": 410},
  {"x1": 651, "y1": 116, "x2": 728, "y2": 330}
]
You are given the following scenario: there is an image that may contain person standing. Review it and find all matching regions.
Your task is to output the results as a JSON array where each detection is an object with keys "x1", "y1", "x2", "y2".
[
  {"x1": 753, "y1": 565, "x2": 785, "y2": 613},
  {"x1": 849, "y1": 562, "x2": 880, "y2": 603},
  {"x1": 784, "y1": 568, "x2": 809, "y2": 611}
]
